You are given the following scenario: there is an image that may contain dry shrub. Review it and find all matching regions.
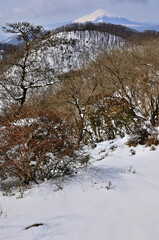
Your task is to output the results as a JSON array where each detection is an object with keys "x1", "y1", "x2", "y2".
[
  {"x1": 145, "y1": 133, "x2": 159, "y2": 146},
  {"x1": 126, "y1": 138, "x2": 138, "y2": 147},
  {"x1": 127, "y1": 128, "x2": 149, "y2": 147},
  {"x1": 88, "y1": 95, "x2": 137, "y2": 141},
  {"x1": 0, "y1": 109, "x2": 82, "y2": 188}
]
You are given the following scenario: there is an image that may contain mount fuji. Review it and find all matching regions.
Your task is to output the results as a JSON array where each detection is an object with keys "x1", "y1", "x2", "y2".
[{"x1": 74, "y1": 9, "x2": 149, "y2": 30}]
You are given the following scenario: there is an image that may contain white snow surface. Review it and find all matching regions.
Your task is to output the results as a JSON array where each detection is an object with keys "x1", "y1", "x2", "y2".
[
  {"x1": 74, "y1": 9, "x2": 117, "y2": 23},
  {"x1": 1, "y1": 136, "x2": 159, "y2": 240}
]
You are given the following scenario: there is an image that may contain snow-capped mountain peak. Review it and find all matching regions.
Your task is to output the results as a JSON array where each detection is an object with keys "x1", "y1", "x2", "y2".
[{"x1": 74, "y1": 9, "x2": 118, "y2": 23}]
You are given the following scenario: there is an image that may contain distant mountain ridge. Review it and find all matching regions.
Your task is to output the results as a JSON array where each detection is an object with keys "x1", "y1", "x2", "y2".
[
  {"x1": 1, "y1": 9, "x2": 159, "y2": 45},
  {"x1": 1, "y1": 35, "x2": 22, "y2": 45},
  {"x1": 74, "y1": 9, "x2": 152, "y2": 31}
]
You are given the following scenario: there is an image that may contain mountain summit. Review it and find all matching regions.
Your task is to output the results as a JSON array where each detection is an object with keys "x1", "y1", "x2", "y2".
[{"x1": 74, "y1": 9, "x2": 118, "y2": 23}]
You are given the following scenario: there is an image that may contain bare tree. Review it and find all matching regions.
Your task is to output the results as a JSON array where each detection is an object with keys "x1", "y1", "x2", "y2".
[
  {"x1": 52, "y1": 67, "x2": 100, "y2": 146},
  {"x1": 0, "y1": 22, "x2": 57, "y2": 112},
  {"x1": 93, "y1": 40, "x2": 159, "y2": 127}
]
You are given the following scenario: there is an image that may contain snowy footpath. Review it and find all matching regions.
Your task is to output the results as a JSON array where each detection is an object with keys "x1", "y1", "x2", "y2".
[{"x1": 0, "y1": 137, "x2": 159, "y2": 240}]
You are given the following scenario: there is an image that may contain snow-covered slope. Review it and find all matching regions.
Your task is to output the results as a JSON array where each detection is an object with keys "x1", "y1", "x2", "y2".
[
  {"x1": 1, "y1": 136, "x2": 159, "y2": 240},
  {"x1": 3, "y1": 30, "x2": 121, "y2": 79},
  {"x1": 41, "y1": 30, "x2": 121, "y2": 74}
]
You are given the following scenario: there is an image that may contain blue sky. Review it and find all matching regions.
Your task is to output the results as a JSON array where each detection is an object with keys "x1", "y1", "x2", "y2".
[{"x1": 0, "y1": 0, "x2": 159, "y2": 26}]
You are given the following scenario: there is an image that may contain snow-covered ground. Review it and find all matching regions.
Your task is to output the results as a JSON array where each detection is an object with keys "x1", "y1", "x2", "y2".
[{"x1": 0, "y1": 136, "x2": 159, "y2": 240}]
